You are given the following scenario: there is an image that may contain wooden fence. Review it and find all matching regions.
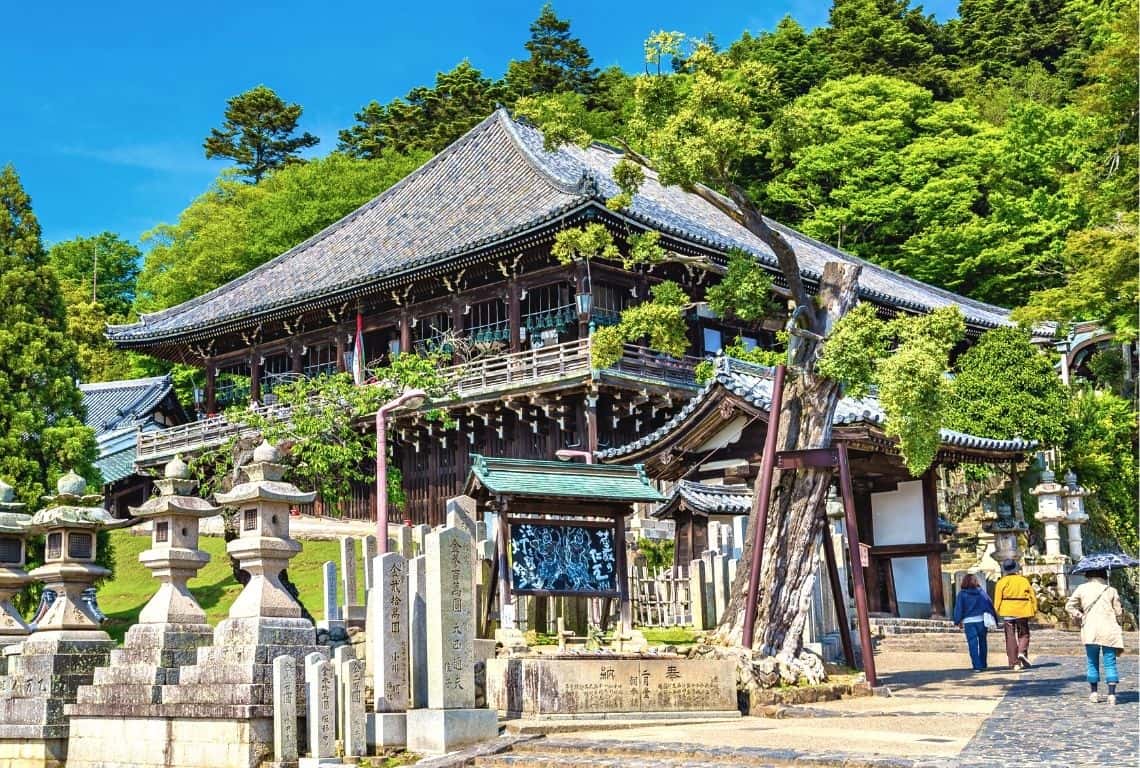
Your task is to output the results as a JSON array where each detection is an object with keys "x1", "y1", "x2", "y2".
[{"x1": 629, "y1": 564, "x2": 692, "y2": 628}]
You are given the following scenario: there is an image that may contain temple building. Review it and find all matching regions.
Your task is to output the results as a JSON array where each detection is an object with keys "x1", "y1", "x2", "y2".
[{"x1": 108, "y1": 109, "x2": 1038, "y2": 530}]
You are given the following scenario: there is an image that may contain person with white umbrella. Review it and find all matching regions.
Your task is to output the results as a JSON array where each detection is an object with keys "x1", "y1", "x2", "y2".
[{"x1": 1066, "y1": 552, "x2": 1135, "y2": 705}]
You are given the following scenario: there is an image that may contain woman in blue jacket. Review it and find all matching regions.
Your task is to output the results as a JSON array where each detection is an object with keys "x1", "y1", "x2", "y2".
[{"x1": 953, "y1": 573, "x2": 999, "y2": 671}]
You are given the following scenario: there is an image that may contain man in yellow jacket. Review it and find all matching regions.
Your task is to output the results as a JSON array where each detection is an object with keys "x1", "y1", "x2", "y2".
[{"x1": 994, "y1": 559, "x2": 1038, "y2": 670}]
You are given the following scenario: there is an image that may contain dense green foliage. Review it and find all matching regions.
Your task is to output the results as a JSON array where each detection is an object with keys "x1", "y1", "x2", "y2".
[
  {"x1": 48, "y1": 232, "x2": 140, "y2": 317},
  {"x1": 591, "y1": 282, "x2": 690, "y2": 368},
  {"x1": 944, "y1": 327, "x2": 1070, "y2": 445},
  {"x1": 0, "y1": 166, "x2": 98, "y2": 507},
  {"x1": 505, "y1": 3, "x2": 598, "y2": 97},
  {"x1": 203, "y1": 85, "x2": 320, "y2": 182},
  {"x1": 694, "y1": 337, "x2": 783, "y2": 383},
  {"x1": 136, "y1": 151, "x2": 426, "y2": 311}
]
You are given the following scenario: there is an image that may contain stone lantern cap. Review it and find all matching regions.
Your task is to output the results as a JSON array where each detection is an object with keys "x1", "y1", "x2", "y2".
[
  {"x1": 0, "y1": 478, "x2": 29, "y2": 534},
  {"x1": 130, "y1": 457, "x2": 219, "y2": 518},
  {"x1": 30, "y1": 470, "x2": 124, "y2": 533},
  {"x1": 215, "y1": 440, "x2": 316, "y2": 507}
]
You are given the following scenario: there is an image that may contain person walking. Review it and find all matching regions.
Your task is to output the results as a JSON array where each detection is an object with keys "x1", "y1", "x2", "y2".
[
  {"x1": 1066, "y1": 568, "x2": 1125, "y2": 704},
  {"x1": 993, "y1": 559, "x2": 1037, "y2": 670},
  {"x1": 953, "y1": 573, "x2": 998, "y2": 671}
]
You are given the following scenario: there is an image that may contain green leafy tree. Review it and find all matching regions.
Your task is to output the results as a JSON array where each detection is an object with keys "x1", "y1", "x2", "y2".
[
  {"x1": 204, "y1": 85, "x2": 320, "y2": 183},
  {"x1": 728, "y1": 17, "x2": 832, "y2": 99},
  {"x1": 59, "y1": 282, "x2": 145, "y2": 383},
  {"x1": 48, "y1": 232, "x2": 140, "y2": 317},
  {"x1": 0, "y1": 165, "x2": 99, "y2": 508},
  {"x1": 1064, "y1": 387, "x2": 1138, "y2": 553},
  {"x1": 505, "y1": 3, "x2": 598, "y2": 97},
  {"x1": 944, "y1": 326, "x2": 1070, "y2": 446},
  {"x1": 1014, "y1": 212, "x2": 1139, "y2": 341},
  {"x1": 136, "y1": 151, "x2": 425, "y2": 311},
  {"x1": 338, "y1": 62, "x2": 503, "y2": 158}
]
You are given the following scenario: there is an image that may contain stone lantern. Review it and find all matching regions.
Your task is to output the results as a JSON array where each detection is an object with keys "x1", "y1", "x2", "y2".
[
  {"x1": 1029, "y1": 467, "x2": 1068, "y2": 563},
  {"x1": 0, "y1": 479, "x2": 32, "y2": 647},
  {"x1": 27, "y1": 470, "x2": 118, "y2": 635},
  {"x1": 1062, "y1": 469, "x2": 1089, "y2": 561},
  {"x1": 130, "y1": 455, "x2": 219, "y2": 625},
  {"x1": 214, "y1": 439, "x2": 315, "y2": 619},
  {"x1": 986, "y1": 499, "x2": 1027, "y2": 567}
]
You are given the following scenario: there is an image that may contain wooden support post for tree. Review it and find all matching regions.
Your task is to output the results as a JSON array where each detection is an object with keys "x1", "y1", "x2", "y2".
[
  {"x1": 838, "y1": 442, "x2": 877, "y2": 687},
  {"x1": 742, "y1": 364, "x2": 785, "y2": 650},
  {"x1": 821, "y1": 517, "x2": 856, "y2": 669}
]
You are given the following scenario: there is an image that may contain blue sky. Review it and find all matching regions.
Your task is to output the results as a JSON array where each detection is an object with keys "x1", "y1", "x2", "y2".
[{"x1": 3, "y1": 0, "x2": 957, "y2": 246}]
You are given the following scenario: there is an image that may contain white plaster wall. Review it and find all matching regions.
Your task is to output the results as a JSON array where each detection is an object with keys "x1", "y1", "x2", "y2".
[{"x1": 871, "y1": 481, "x2": 931, "y2": 612}]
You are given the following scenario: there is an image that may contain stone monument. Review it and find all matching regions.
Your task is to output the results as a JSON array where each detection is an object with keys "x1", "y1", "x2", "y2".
[
  {"x1": 1030, "y1": 468, "x2": 1068, "y2": 564},
  {"x1": 405, "y1": 525, "x2": 498, "y2": 754},
  {"x1": 1062, "y1": 470, "x2": 1089, "y2": 561},
  {"x1": 0, "y1": 470, "x2": 119, "y2": 768},
  {"x1": 0, "y1": 478, "x2": 32, "y2": 652},
  {"x1": 271, "y1": 655, "x2": 299, "y2": 768}
]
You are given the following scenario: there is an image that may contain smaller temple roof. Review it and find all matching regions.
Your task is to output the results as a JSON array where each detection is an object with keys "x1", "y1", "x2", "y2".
[
  {"x1": 80, "y1": 375, "x2": 175, "y2": 434},
  {"x1": 653, "y1": 480, "x2": 752, "y2": 519},
  {"x1": 464, "y1": 454, "x2": 664, "y2": 503},
  {"x1": 599, "y1": 356, "x2": 1036, "y2": 463}
]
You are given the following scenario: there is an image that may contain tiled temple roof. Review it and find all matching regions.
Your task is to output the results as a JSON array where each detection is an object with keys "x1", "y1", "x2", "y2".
[
  {"x1": 109, "y1": 110, "x2": 1022, "y2": 346},
  {"x1": 80, "y1": 375, "x2": 175, "y2": 434},
  {"x1": 653, "y1": 480, "x2": 752, "y2": 519},
  {"x1": 464, "y1": 454, "x2": 664, "y2": 503},
  {"x1": 598, "y1": 357, "x2": 1037, "y2": 461}
]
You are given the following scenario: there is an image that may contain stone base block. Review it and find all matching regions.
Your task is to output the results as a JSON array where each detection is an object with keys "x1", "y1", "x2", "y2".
[
  {"x1": 366, "y1": 711, "x2": 406, "y2": 748},
  {"x1": 297, "y1": 759, "x2": 341, "y2": 768},
  {"x1": 66, "y1": 715, "x2": 272, "y2": 768},
  {"x1": 405, "y1": 708, "x2": 498, "y2": 754},
  {"x1": 0, "y1": 736, "x2": 66, "y2": 768}
]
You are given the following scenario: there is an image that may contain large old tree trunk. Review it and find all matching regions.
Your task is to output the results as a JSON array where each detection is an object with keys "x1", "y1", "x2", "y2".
[{"x1": 711, "y1": 263, "x2": 861, "y2": 654}]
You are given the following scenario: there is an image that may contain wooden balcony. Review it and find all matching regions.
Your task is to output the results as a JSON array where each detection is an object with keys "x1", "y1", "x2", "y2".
[{"x1": 135, "y1": 339, "x2": 700, "y2": 466}]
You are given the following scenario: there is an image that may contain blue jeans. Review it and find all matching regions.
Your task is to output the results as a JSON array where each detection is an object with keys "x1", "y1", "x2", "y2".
[
  {"x1": 1086, "y1": 644, "x2": 1119, "y2": 684},
  {"x1": 964, "y1": 621, "x2": 988, "y2": 670}
]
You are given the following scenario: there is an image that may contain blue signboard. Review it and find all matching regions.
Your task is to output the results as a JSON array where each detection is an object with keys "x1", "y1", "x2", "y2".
[{"x1": 510, "y1": 522, "x2": 617, "y2": 595}]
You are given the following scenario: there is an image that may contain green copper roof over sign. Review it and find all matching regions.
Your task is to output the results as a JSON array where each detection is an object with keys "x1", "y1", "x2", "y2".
[{"x1": 465, "y1": 454, "x2": 664, "y2": 503}]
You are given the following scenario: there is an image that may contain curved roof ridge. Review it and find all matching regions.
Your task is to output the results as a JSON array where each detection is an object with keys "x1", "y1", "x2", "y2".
[
  {"x1": 116, "y1": 111, "x2": 517, "y2": 333},
  {"x1": 496, "y1": 109, "x2": 599, "y2": 197}
]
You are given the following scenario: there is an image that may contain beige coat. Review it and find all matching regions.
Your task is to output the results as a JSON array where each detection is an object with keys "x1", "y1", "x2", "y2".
[{"x1": 1066, "y1": 578, "x2": 1125, "y2": 650}]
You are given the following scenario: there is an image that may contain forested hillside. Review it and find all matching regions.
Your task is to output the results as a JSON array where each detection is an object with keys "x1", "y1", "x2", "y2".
[{"x1": 34, "y1": 0, "x2": 1138, "y2": 553}]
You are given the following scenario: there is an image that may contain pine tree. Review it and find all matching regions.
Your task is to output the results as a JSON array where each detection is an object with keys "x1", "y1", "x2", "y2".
[
  {"x1": 0, "y1": 165, "x2": 99, "y2": 506},
  {"x1": 506, "y1": 3, "x2": 598, "y2": 97},
  {"x1": 204, "y1": 85, "x2": 320, "y2": 183}
]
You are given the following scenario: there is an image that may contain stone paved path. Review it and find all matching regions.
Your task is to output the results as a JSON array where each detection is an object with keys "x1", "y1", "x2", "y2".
[{"x1": 959, "y1": 654, "x2": 1139, "y2": 767}]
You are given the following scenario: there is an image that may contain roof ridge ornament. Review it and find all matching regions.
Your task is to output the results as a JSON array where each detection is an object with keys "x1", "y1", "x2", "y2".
[{"x1": 576, "y1": 170, "x2": 599, "y2": 197}]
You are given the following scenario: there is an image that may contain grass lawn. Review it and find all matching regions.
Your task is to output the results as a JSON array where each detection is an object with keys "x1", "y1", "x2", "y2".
[
  {"x1": 640, "y1": 626, "x2": 700, "y2": 646},
  {"x1": 98, "y1": 529, "x2": 367, "y2": 644}
]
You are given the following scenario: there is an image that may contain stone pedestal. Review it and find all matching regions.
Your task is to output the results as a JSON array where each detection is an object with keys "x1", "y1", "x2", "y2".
[
  {"x1": 1062, "y1": 473, "x2": 1089, "y2": 561},
  {"x1": 0, "y1": 471, "x2": 118, "y2": 768}
]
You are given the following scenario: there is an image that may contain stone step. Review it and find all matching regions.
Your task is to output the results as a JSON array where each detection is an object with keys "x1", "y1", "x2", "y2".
[
  {"x1": 483, "y1": 738, "x2": 848, "y2": 767},
  {"x1": 477, "y1": 755, "x2": 782, "y2": 768}
]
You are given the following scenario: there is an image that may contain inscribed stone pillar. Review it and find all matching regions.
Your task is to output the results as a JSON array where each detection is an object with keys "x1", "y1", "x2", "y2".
[
  {"x1": 406, "y1": 526, "x2": 497, "y2": 754},
  {"x1": 700, "y1": 550, "x2": 716, "y2": 626},
  {"x1": 445, "y1": 496, "x2": 477, "y2": 539},
  {"x1": 398, "y1": 525, "x2": 414, "y2": 559},
  {"x1": 321, "y1": 561, "x2": 340, "y2": 622},
  {"x1": 712, "y1": 554, "x2": 728, "y2": 626},
  {"x1": 689, "y1": 559, "x2": 708, "y2": 630},
  {"x1": 362, "y1": 536, "x2": 378, "y2": 591},
  {"x1": 373, "y1": 554, "x2": 409, "y2": 712},
  {"x1": 273, "y1": 655, "x2": 298, "y2": 764},
  {"x1": 408, "y1": 555, "x2": 429, "y2": 709},
  {"x1": 412, "y1": 524, "x2": 431, "y2": 556},
  {"x1": 341, "y1": 658, "x2": 366, "y2": 757},
  {"x1": 341, "y1": 537, "x2": 359, "y2": 608},
  {"x1": 306, "y1": 659, "x2": 336, "y2": 760},
  {"x1": 426, "y1": 526, "x2": 475, "y2": 709}
]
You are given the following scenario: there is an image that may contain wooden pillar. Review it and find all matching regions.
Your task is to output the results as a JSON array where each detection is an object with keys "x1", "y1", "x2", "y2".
[
  {"x1": 335, "y1": 330, "x2": 347, "y2": 373},
  {"x1": 585, "y1": 392, "x2": 599, "y2": 454},
  {"x1": 399, "y1": 311, "x2": 411, "y2": 355},
  {"x1": 508, "y1": 279, "x2": 521, "y2": 353},
  {"x1": 838, "y1": 443, "x2": 877, "y2": 687},
  {"x1": 922, "y1": 469, "x2": 946, "y2": 618},
  {"x1": 854, "y1": 483, "x2": 880, "y2": 613},
  {"x1": 249, "y1": 351, "x2": 261, "y2": 404},
  {"x1": 822, "y1": 521, "x2": 856, "y2": 668},
  {"x1": 496, "y1": 501, "x2": 514, "y2": 629},
  {"x1": 575, "y1": 261, "x2": 589, "y2": 339},
  {"x1": 291, "y1": 342, "x2": 303, "y2": 374},
  {"x1": 204, "y1": 360, "x2": 216, "y2": 415}
]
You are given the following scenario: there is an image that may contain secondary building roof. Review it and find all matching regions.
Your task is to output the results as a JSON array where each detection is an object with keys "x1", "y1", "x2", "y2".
[
  {"x1": 108, "y1": 109, "x2": 1020, "y2": 349},
  {"x1": 652, "y1": 480, "x2": 752, "y2": 519},
  {"x1": 464, "y1": 454, "x2": 664, "y2": 503},
  {"x1": 79, "y1": 375, "x2": 186, "y2": 485},
  {"x1": 599, "y1": 356, "x2": 1036, "y2": 468}
]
